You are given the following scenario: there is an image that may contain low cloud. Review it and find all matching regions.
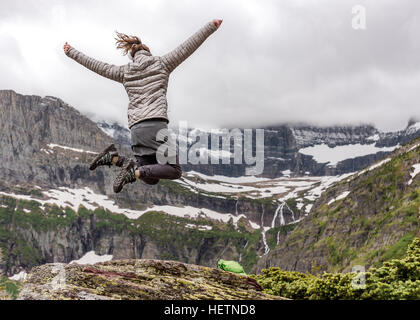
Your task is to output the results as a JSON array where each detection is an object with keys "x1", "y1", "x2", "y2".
[{"x1": 1, "y1": 0, "x2": 419, "y2": 131}]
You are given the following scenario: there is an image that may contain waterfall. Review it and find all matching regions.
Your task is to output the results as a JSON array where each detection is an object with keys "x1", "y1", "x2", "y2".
[
  {"x1": 261, "y1": 228, "x2": 270, "y2": 255},
  {"x1": 272, "y1": 201, "x2": 296, "y2": 227},
  {"x1": 240, "y1": 239, "x2": 248, "y2": 262},
  {"x1": 235, "y1": 199, "x2": 239, "y2": 216},
  {"x1": 260, "y1": 206, "x2": 270, "y2": 256},
  {"x1": 257, "y1": 199, "x2": 299, "y2": 255},
  {"x1": 271, "y1": 202, "x2": 286, "y2": 227},
  {"x1": 260, "y1": 201, "x2": 298, "y2": 255},
  {"x1": 271, "y1": 203, "x2": 283, "y2": 227},
  {"x1": 279, "y1": 203, "x2": 286, "y2": 226},
  {"x1": 284, "y1": 202, "x2": 296, "y2": 222},
  {"x1": 239, "y1": 240, "x2": 249, "y2": 262}
]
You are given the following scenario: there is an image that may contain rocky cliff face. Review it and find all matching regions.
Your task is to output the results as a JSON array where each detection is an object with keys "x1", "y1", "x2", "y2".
[
  {"x1": 97, "y1": 121, "x2": 131, "y2": 147},
  {"x1": 0, "y1": 90, "x2": 269, "y2": 275},
  {"x1": 287, "y1": 124, "x2": 378, "y2": 148},
  {"x1": 0, "y1": 89, "x2": 277, "y2": 216},
  {"x1": 17, "y1": 259, "x2": 283, "y2": 300},
  {"x1": 0, "y1": 89, "x2": 276, "y2": 216},
  {"x1": 0, "y1": 90, "x2": 116, "y2": 189}
]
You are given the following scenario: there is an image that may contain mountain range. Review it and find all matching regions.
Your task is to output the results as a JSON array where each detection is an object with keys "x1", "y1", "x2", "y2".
[
  {"x1": 0, "y1": 89, "x2": 419, "y2": 280},
  {"x1": 98, "y1": 114, "x2": 419, "y2": 177}
]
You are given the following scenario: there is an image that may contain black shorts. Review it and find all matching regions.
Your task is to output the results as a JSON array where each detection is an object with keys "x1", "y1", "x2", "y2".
[{"x1": 130, "y1": 119, "x2": 177, "y2": 164}]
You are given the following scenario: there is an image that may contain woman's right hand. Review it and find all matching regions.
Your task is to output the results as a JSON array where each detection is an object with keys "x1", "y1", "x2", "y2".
[
  {"x1": 63, "y1": 42, "x2": 71, "y2": 54},
  {"x1": 213, "y1": 19, "x2": 223, "y2": 29}
]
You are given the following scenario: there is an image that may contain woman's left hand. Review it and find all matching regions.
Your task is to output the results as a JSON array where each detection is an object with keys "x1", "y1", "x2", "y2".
[
  {"x1": 63, "y1": 42, "x2": 71, "y2": 54},
  {"x1": 213, "y1": 19, "x2": 223, "y2": 28}
]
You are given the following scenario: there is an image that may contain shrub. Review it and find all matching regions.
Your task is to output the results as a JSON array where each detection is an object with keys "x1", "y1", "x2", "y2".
[
  {"x1": 0, "y1": 276, "x2": 21, "y2": 299},
  {"x1": 252, "y1": 237, "x2": 420, "y2": 300}
]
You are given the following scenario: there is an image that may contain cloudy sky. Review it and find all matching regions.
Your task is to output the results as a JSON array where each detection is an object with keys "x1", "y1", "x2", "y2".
[{"x1": 1, "y1": 0, "x2": 419, "y2": 131}]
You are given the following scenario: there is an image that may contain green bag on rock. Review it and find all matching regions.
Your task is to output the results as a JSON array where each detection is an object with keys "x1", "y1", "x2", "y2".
[{"x1": 217, "y1": 259, "x2": 247, "y2": 276}]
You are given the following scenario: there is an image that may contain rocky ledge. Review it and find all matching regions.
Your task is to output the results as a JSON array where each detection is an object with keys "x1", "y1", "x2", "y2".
[{"x1": 17, "y1": 259, "x2": 284, "y2": 300}]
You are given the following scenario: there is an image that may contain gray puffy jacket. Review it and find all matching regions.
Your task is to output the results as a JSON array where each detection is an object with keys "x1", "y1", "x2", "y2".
[{"x1": 66, "y1": 21, "x2": 218, "y2": 128}]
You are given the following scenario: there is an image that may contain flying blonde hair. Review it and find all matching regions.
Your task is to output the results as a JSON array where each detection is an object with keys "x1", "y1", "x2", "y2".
[{"x1": 115, "y1": 31, "x2": 150, "y2": 57}]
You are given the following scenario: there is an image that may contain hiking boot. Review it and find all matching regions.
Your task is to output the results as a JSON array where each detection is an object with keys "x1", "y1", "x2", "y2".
[
  {"x1": 113, "y1": 159, "x2": 137, "y2": 193},
  {"x1": 89, "y1": 144, "x2": 118, "y2": 171}
]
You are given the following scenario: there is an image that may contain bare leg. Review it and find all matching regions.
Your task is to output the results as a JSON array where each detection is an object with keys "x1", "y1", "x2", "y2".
[{"x1": 135, "y1": 169, "x2": 141, "y2": 179}]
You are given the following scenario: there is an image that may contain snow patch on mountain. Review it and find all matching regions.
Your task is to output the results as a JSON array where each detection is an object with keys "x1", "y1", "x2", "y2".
[
  {"x1": 328, "y1": 191, "x2": 351, "y2": 205},
  {"x1": 282, "y1": 170, "x2": 292, "y2": 177},
  {"x1": 9, "y1": 271, "x2": 28, "y2": 281},
  {"x1": 299, "y1": 143, "x2": 398, "y2": 166},
  {"x1": 407, "y1": 143, "x2": 420, "y2": 152},
  {"x1": 181, "y1": 179, "x2": 259, "y2": 194},
  {"x1": 366, "y1": 134, "x2": 380, "y2": 141},
  {"x1": 96, "y1": 121, "x2": 131, "y2": 145},
  {"x1": 44, "y1": 143, "x2": 97, "y2": 155},
  {"x1": 303, "y1": 173, "x2": 353, "y2": 202},
  {"x1": 70, "y1": 251, "x2": 113, "y2": 265},
  {"x1": 408, "y1": 164, "x2": 420, "y2": 185},
  {"x1": 405, "y1": 122, "x2": 420, "y2": 135},
  {"x1": 358, "y1": 158, "x2": 392, "y2": 176},
  {"x1": 185, "y1": 224, "x2": 213, "y2": 231},
  {"x1": 184, "y1": 171, "x2": 271, "y2": 183},
  {"x1": 182, "y1": 171, "x2": 350, "y2": 203},
  {"x1": 197, "y1": 147, "x2": 233, "y2": 160},
  {"x1": 99, "y1": 126, "x2": 117, "y2": 139}
]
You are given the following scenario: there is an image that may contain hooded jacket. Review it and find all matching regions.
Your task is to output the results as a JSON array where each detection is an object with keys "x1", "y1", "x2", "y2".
[{"x1": 66, "y1": 21, "x2": 218, "y2": 128}]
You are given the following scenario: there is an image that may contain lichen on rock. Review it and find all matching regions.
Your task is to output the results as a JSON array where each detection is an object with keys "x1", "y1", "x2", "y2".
[{"x1": 18, "y1": 259, "x2": 285, "y2": 300}]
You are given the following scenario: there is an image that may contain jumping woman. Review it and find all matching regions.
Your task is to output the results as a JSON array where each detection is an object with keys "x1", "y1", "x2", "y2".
[{"x1": 64, "y1": 19, "x2": 223, "y2": 193}]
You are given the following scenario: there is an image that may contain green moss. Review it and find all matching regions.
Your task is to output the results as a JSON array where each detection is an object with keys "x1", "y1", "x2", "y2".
[
  {"x1": 285, "y1": 198, "x2": 298, "y2": 213},
  {"x1": 325, "y1": 237, "x2": 342, "y2": 266},
  {"x1": 239, "y1": 230, "x2": 262, "y2": 273},
  {"x1": 266, "y1": 224, "x2": 297, "y2": 249},
  {"x1": 157, "y1": 179, "x2": 198, "y2": 196},
  {"x1": 381, "y1": 233, "x2": 417, "y2": 261}
]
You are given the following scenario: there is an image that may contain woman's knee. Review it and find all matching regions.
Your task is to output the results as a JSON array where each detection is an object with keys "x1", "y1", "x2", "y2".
[{"x1": 171, "y1": 165, "x2": 183, "y2": 179}]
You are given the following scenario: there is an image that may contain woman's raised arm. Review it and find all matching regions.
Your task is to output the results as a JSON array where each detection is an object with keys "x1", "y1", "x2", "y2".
[
  {"x1": 161, "y1": 19, "x2": 222, "y2": 73},
  {"x1": 64, "y1": 42, "x2": 126, "y2": 83}
]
